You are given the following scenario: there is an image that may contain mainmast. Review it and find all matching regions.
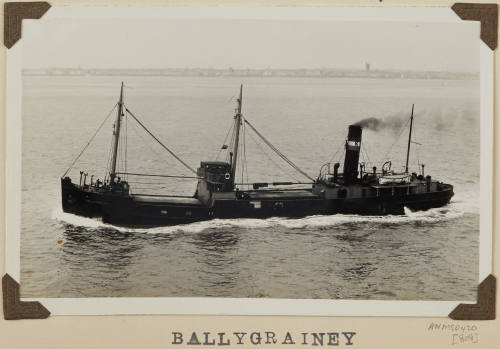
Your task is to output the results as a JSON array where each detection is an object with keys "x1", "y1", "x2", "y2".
[
  {"x1": 110, "y1": 82, "x2": 125, "y2": 183},
  {"x1": 405, "y1": 104, "x2": 414, "y2": 174},
  {"x1": 231, "y1": 84, "x2": 243, "y2": 183}
]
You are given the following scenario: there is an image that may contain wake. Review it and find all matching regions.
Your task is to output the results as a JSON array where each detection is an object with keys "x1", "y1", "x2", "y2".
[{"x1": 52, "y1": 202, "x2": 467, "y2": 235}]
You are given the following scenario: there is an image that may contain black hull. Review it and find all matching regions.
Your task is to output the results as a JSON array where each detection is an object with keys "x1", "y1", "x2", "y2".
[{"x1": 61, "y1": 178, "x2": 454, "y2": 228}]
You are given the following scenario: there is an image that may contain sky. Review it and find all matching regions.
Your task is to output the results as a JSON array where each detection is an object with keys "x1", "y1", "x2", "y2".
[{"x1": 22, "y1": 17, "x2": 480, "y2": 72}]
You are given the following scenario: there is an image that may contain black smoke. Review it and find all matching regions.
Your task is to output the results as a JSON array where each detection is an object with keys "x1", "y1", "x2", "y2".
[
  {"x1": 354, "y1": 114, "x2": 406, "y2": 132},
  {"x1": 354, "y1": 105, "x2": 479, "y2": 134}
]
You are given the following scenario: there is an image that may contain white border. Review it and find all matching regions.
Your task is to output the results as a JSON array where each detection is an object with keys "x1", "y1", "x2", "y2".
[
  {"x1": 5, "y1": 41, "x2": 22, "y2": 282},
  {"x1": 479, "y1": 41, "x2": 494, "y2": 282},
  {"x1": 5, "y1": 6, "x2": 492, "y2": 316}
]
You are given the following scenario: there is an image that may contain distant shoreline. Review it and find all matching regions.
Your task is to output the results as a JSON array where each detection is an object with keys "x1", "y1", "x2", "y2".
[{"x1": 22, "y1": 68, "x2": 479, "y2": 80}]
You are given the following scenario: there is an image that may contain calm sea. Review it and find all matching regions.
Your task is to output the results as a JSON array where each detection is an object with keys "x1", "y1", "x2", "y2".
[{"x1": 20, "y1": 75, "x2": 480, "y2": 300}]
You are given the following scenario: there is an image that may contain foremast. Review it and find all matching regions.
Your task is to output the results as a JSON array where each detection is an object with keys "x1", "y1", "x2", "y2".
[
  {"x1": 110, "y1": 82, "x2": 125, "y2": 183},
  {"x1": 405, "y1": 104, "x2": 414, "y2": 174},
  {"x1": 230, "y1": 84, "x2": 243, "y2": 186}
]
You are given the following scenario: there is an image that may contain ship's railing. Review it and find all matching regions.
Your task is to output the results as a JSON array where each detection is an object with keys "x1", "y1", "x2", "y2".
[{"x1": 318, "y1": 161, "x2": 416, "y2": 184}]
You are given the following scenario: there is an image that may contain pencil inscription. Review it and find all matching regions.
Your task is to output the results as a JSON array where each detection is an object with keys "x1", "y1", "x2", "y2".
[{"x1": 427, "y1": 322, "x2": 479, "y2": 346}]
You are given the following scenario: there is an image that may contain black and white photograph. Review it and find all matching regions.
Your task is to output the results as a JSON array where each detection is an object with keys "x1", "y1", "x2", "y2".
[{"x1": 5, "y1": 6, "x2": 493, "y2": 315}]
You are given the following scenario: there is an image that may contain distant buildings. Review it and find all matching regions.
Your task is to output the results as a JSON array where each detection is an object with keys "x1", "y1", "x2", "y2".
[{"x1": 22, "y1": 67, "x2": 479, "y2": 80}]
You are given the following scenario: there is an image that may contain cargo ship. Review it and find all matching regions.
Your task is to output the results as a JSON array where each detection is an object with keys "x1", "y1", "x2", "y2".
[{"x1": 61, "y1": 83, "x2": 454, "y2": 227}]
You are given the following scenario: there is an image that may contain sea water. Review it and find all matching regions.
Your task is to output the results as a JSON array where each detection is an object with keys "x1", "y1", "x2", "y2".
[{"x1": 20, "y1": 75, "x2": 480, "y2": 299}]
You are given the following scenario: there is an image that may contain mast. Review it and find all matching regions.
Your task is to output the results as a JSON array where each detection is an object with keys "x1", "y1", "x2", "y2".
[
  {"x1": 231, "y1": 84, "x2": 243, "y2": 182},
  {"x1": 405, "y1": 104, "x2": 414, "y2": 174},
  {"x1": 110, "y1": 82, "x2": 125, "y2": 183}
]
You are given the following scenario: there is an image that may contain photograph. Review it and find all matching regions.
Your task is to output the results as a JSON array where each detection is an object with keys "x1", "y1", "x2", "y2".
[{"x1": 14, "y1": 6, "x2": 486, "y2": 305}]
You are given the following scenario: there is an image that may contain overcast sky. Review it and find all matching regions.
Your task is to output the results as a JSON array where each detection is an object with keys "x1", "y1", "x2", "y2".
[{"x1": 23, "y1": 18, "x2": 479, "y2": 72}]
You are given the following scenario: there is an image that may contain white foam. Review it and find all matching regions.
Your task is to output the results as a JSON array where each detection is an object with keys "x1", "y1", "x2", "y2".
[
  {"x1": 52, "y1": 207, "x2": 121, "y2": 230},
  {"x1": 52, "y1": 202, "x2": 467, "y2": 235}
]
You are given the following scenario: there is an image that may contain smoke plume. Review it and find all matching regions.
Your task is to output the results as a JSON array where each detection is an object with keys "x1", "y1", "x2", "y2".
[{"x1": 354, "y1": 114, "x2": 406, "y2": 132}]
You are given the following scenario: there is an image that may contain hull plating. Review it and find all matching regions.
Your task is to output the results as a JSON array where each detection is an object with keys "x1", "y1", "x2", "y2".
[{"x1": 61, "y1": 178, "x2": 454, "y2": 228}]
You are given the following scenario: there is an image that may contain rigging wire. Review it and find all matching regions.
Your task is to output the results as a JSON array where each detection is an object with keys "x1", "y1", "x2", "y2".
[
  {"x1": 126, "y1": 114, "x2": 193, "y2": 177},
  {"x1": 246, "y1": 125, "x2": 300, "y2": 182},
  {"x1": 126, "y1": 185, "x2": 170, "y2": 190},
  {"x1": 126, "y1": 181, "x2": 192, "y2": 185},
  {"x1": 360, "y1": 145, "x2": 366, "y2": 164},
  {"x1": 239, "y1": 121, "x2": 245, "y2": 189},
  {"x1": 236, "y1": 123, "x2": 241, "y2": 188},
  {"x1": 119, "y1": 112, "x2": 125, "y2": 179},
  {"x1": 226, "y1": 119, "x2": 237, "y2": 164},
  {"x1": 125, "y1": 110, "x2": 191, "y2": 177},
  {"x1": 104, "y1": 130, "x2": 115, "y2": 183},
  {"x1": 240, "y1": 122, "x2": 245, "y2": 189},
  {"x1": 243, "y1": 121, "x2": 249, "y2": 190},
  {"x1": 216, "y1": 121, "x2": 234, "y2": 161},
  {"x1": 127, "y1": 113, "x2": 164, "y2": 160},
  {"x1": 237, "y1": 136, "x2": 242, "y2": 189},
  {"x1": 382, "y1": 116, "x2": 411, "y2": 162},
  {"x1": 413, "y1": 115, "x2": 421, "y2": 171},
  {"x1": 361, "y1": 144, "x2": 372, "y2": 166},
  {"x1": 244, "y1": 119, "x2": 314, "y2": 181},
  {"x1": 125, "y1": 107, "x2": 197, "y2": 174},
  {"x1": 329, "y1": 139, "x2": 346, "y2": 164},
  {"x1": 62, "y1": 103, "x2": 118, "y2": 178},
  {"x1": 115, "y1": 172, "x2": 200, "y2": 179},
  {"x1": 125, "y1": 104, "x2": 128, "y2": 180}
]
